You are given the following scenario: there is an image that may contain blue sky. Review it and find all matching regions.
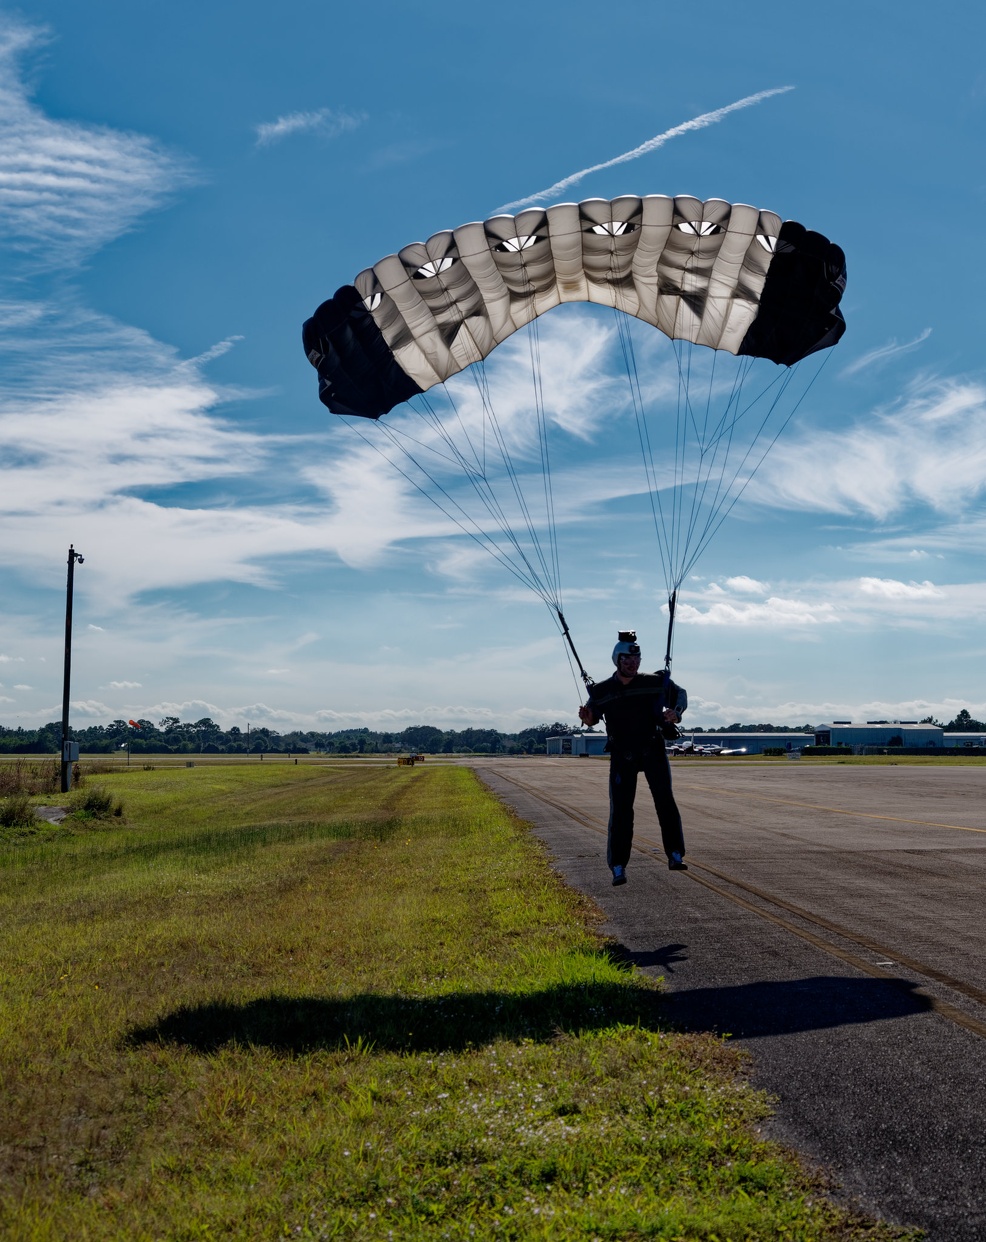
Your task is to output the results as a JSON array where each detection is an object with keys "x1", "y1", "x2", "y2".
[{"x1": 1, "y1": 0, "x2": 985, "y2": 732}]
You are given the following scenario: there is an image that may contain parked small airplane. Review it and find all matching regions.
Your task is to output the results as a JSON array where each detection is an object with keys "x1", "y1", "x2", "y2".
[{"x1": 669, "y1": 739, "x2": 748, "y2": 757}]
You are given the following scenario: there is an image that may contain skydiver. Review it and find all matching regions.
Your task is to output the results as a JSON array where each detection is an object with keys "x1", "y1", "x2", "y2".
[{"x1": 578, "y1": 632, "x2": 687, "y2": 885}]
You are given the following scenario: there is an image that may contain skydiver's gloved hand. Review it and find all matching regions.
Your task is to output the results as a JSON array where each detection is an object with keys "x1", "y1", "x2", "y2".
[{"x1": 579, "y1": 704, "x2": 596, "y2": 726}]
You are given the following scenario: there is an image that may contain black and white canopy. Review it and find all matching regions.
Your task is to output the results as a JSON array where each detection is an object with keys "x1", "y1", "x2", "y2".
[{"x1": 303, "y1": 194, "x2": 846, "y2": 420}]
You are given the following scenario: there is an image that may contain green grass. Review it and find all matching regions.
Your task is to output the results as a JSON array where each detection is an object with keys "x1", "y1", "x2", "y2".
[{"x1": 0, "y1": 763, "x2": 916, "y2": 1240}]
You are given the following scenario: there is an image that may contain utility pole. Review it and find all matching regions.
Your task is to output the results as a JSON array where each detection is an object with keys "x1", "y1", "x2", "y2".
[{"x1": 60, "y1": 545, "x2": 84, "y2": 793}]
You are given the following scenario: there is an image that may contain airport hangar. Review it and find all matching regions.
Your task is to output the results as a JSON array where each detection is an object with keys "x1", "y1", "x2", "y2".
[{"x1": 547, "y1": 723, "x2": 986, "y2": 756}]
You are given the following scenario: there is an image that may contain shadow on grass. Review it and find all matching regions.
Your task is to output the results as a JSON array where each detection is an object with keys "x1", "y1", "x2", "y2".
[
  {"x1": 126, "y1": 974, "x2": 933, "y2": 1055},
  {"x1": 126, "y1": 981, "x2": 665, "y2": 1054}
]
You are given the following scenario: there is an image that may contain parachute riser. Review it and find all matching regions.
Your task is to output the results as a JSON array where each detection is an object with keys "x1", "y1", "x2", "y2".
[
  {"x1": 662, "y1": 591, "x2": 681, "y2": 741},
  {"x1": 556, "y1": 610, "x2": 594, "y2": 690},
  {"x1": 663, "y1": 590, "x2": 677, "y2": 674}
]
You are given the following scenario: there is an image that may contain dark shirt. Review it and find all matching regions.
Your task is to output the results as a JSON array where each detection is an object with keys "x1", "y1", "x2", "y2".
[{"x1": 586, "y1": 672, "x2": 686, "y2": 748}]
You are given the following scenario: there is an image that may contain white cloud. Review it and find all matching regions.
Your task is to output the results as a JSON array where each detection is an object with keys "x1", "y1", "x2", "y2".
[
  {"x1": 752, "y1": 377, "x2": 986, "y2": 519},
  {"x1": 724, "y1": 575, "x2": 767, "y2": 594},
  {"x1": 87, "y1": 624, "x2": 105, "y2": 632},
  {"x1": 315, "y1": 704, "x2": 499, "y2": 727},
  {"x1": 227, "y1": 702, "x2": 296, "y2": 723},
  {"x1": 677, "y1": 596, "x2": 838, "y2": 628},
  {"x1": 139, "y1": 699, "x2": 223, "y2": 723},
  {"x1": 0, "y1": 17, "x2": 192, "y2": 267},
  {"x1": 841, "y1": 329, "x2": 932, "y2": 377},
  {"x1": 857, "y1": 577, "x2": 944, "y2": 600},
  {"x1": 108, "y1": 680, "x2": 141, "y2": 688},
  {"x1": 70, "y1": 699, "x2": 112, "y2": 717},
  {"x1": 255, "y1": 108, "x2": 366, "y2": 147},
  {"x1": 13, "y1": 683, "x2": 30, "y2": 689}
]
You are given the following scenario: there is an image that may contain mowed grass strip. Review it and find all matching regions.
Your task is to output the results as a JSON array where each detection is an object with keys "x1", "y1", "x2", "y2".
[{"x1": 0, "y1": 763, "x2": 913, "y2": 1240}]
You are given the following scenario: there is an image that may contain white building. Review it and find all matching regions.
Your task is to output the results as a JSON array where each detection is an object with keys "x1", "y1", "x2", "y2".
[{"x1": 813, "y1": 721, "x2": 943, "y2": 749}]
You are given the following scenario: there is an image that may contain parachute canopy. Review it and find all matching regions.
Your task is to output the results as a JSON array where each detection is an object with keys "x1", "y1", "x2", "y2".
[{"x1": 303, "y1": 194, "x2": 846, "y2": 419}]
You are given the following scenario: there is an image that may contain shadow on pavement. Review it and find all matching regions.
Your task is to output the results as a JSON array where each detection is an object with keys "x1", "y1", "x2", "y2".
[
  {"x1": 607, "y1": 942, "x2": 690, "y2": 974},
  {"x1": 664, "y1": 974, "x2": 932, "y2": 1039}
]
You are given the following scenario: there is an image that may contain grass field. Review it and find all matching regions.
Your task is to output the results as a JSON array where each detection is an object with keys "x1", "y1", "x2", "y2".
[{"x1": 0, "y1": 763, "x2": 916, "y2": 1239}]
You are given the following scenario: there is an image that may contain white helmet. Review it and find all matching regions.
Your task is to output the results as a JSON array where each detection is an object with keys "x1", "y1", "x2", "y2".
[{"x1": 612, "y1": 631, "x2": 641, "y2": 666}]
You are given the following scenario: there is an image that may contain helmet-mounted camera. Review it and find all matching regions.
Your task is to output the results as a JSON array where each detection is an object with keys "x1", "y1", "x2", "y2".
[{"x1": 612, "y1": 630, "x2": 641, "y2": 666}]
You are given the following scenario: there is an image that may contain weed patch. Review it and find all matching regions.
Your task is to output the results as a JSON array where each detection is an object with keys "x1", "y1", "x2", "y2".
[
  {"x1": 0, "y1": 758, "x2": 60, "y2": 796},
  {"x1": 67, "y1": 785, "x2": 124, "y2": 821}
]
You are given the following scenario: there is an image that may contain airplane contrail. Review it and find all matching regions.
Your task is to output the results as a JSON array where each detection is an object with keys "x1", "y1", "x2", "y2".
[{"x1": 496, "y1": 86, "x2": 795, "y2": 213}]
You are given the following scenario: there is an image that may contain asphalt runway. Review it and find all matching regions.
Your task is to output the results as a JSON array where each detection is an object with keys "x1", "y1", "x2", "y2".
[{"x1": 469, "y1": 757, "x2": 986, "y2": 1241}]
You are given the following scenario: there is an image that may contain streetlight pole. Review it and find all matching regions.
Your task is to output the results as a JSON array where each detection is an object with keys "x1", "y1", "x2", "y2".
[{"x1": 60, "y1": 545, "x2": 84, "y2": 794}]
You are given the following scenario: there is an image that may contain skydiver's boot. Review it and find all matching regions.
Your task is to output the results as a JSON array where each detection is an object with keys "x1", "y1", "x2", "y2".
[
  {"x1": 612, "y1": 865, "x2": 627, "y2": 886},
  {"x1": 668, "y1": 853, "x2": 687, "y2": 871}
]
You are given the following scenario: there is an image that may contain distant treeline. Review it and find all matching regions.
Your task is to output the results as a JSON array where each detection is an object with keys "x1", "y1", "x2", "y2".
[
  {"x1": 2, "y1": 711, "x2": 982, "y2": 755},
  {"x1": 0, "y1": 719, "x2": 580, "y2": 756}
]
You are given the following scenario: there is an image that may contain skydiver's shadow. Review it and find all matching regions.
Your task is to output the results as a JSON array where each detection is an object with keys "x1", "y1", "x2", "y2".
[
  {"x1": 124, "y1": 980, "x2": 667, "y2": 1055},
  {"x1": 607, "y1": 942, "x2": 689, "y2": 974},
  {"x1": 664, "y1": 975, "x2": 933, "y2": 1040},
  {"x1": 125, "y1": 972, "x2": 932, "y2": 1055}
]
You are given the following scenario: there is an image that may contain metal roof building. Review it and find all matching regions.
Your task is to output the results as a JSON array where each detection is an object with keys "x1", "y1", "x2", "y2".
[
  {"x1": 813, "y1": 722, "x2": 943, "y2": 749},
  {"x1": 546, "y1": 732, "x2": 608, "y2": 756}
]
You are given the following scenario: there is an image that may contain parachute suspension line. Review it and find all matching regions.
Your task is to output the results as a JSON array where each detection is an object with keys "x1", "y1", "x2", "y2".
[
  {"x1": 609, "y1": 243, "x2": 823, "y2": 613},
  {"x1": 528, "y1": 312, "x2": 563, "y2": 611},
  {"x1": 604, "y1": 247, "x2": 675, "y2": 593},
  {"x1": 413, "y1": 270, "x2": 561, "y2": 609},
  {"x1": 606, "y1": 255, "x2": 684, "y2": 680},
  {"x1": 675, "y1": 347, "x2": 834, "y2": 584},
  {"x1": 668, "y1": 351, "x2": 781, "y2": 587},
  {"x1": 409, "y1": 260, "x2": 579, "y2": 691},
  {"x1": 612, "y1": 305, "x2": 674, "y2": 591},
  {"x1": 409, "y1": 374, "x2": 562, "y2": 612},
  {"x1": 672, "y1": 343, "x2": 754, "y2": 579},
  {"x1": 462, "y1": 362, "x2": 560, "y2": 606},
  {"x1": 414, "y1": 390, "x2": 544, "y2": 584},
  {"x1": 342, "y1": 416, "x2": 555, "y2": 607}
]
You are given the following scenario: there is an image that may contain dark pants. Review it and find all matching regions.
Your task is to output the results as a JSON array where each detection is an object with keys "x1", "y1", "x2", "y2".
[{"x1": 607, "y1": 740, "x2": 685, "y2": 869}]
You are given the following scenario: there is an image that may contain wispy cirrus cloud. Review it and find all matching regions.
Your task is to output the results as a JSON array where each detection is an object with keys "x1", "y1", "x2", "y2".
[
  {"x1": 0, "y1": 17, "x2": 192, "y2": 267},
  {"x1": 841, "y1": 328, "x2": 933, "y2": 377},
  {"x1": 497, "y1": 87, "x2": 794, "y2": 211},
  {"x1": 751, "y1": 377, "x2": 986, "y2": 519},
  {"x1": 254, "y1": 108, "x2": 366, "y2": 147}
]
